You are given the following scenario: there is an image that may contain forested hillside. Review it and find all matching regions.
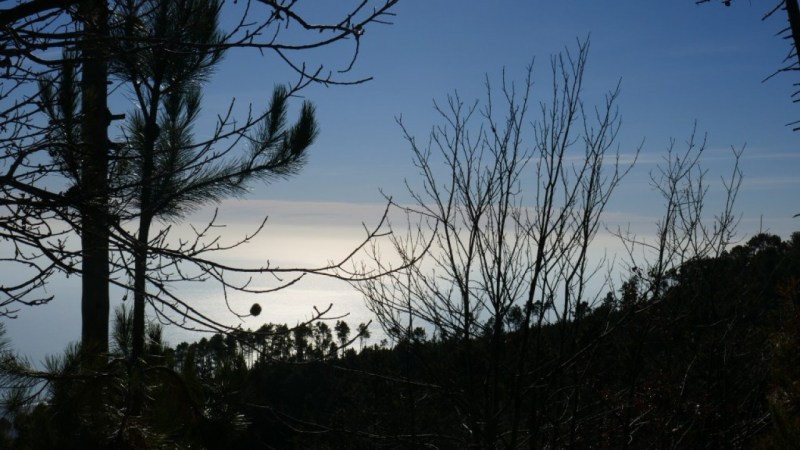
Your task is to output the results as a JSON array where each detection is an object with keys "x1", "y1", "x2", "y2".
[{"x1": 4, "y1": 232, "x2": 797, "y2": 448}]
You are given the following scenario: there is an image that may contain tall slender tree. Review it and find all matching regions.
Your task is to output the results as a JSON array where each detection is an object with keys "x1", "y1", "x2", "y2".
[
  {"x1": 2, "y1": 0, "x2": 407, "y2": 445},
  {"x1": 79, "y1": 0, "x2": 112, "y2": 366},
  {"x1": 103, "y1": 0, "x2": 318, "y2": 415}
]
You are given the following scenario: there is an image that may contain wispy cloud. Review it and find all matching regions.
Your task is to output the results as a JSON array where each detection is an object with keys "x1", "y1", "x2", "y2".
[
  {"x1": 744, "y1": 176, "x2": 800, "y2": 189},
  {"x1": 191, "y1": 199, "x2": 390, "y2": 229},
  {"x1": 740, "y1": 151, "x2": 800, "y2": 161}
]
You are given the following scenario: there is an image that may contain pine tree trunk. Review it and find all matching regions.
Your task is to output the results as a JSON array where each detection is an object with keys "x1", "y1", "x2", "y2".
[
  {"x1": 130, "y1": 214, "x2": 152, "y2": 416},
  {"x1": 79, "y1": 0, "x2": 110, "y2": 367}
]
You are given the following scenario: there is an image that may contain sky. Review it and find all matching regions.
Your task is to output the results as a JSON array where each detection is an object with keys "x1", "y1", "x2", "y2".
[
  {"x1": 210, "y1": 0, "x2": 797, "y2": 232},
  {"x1": 4, "y1": 1, "x2": 800, "y2": 362},
  {"x1": 212, "y1": 0, "x2": 798, "y2": 274}
]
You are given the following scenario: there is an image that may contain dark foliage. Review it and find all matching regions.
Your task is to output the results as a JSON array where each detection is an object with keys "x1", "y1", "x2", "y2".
[
  {"x1": 3, "y1": 232, "x2": 799, "y2": 448},
  {"x1": 242, "y1": 232, "x2": 799, "y2": 448}
]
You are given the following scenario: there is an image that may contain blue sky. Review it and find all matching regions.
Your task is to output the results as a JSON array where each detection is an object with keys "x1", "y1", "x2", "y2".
[
  {"x1": 5, "y1": 1, "x2": 800, "y2": 361},
  {"x1": 198, "y1": 1, "x2": 798, "y2": 237}
]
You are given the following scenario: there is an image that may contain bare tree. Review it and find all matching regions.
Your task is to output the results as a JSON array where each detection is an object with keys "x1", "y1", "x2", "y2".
[
  {"x1": 608, "y1": 131, "x2": 743, "y2": 449},
  {"x1": 354, "y1": 40, "x2": 640, "y2": 448},
  {"x1": 614, "y1": 129, "x2": 743, "y2": 304}
]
